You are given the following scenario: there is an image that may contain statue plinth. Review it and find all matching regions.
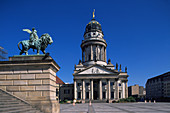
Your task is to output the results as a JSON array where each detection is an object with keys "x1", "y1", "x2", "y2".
[{"x1": 0, "y1": 55, "x2": 60, "y2": 113}]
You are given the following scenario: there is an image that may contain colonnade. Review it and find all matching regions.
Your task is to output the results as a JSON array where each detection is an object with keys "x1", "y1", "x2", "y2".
[
  {"x1": 74, "y1": 79, "x2": 128, "y2": 101},
  {"x1": 82, "y1": 45, "x2": 106, "y2": 62}
]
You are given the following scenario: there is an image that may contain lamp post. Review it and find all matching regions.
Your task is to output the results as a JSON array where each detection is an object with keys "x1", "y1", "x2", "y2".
[
  {"x1": 88, "y1": 85, "x2": 91, "y2": 105},
  {"x1": 105, "y1": 85, "x2": 107, "y2": 100}
]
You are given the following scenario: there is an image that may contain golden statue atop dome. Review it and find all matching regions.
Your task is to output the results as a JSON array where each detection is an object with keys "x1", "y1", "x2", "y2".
[{"x1": 93, "y1": 9, "x2": 95, "y2": 18}]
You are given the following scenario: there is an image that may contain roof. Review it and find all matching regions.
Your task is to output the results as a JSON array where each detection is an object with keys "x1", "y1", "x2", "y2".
[
  {"x1": 146, "y1": 71, "x2": 170, "y2": 83},
  {"x1": 73, "y1": 64, "x2": 119, "y2": 75},
  {"x1": 84, "y1": 18, "x2": 103, "y2": 35},
  {"x1": 56, "y1": 76, "x2": 65, "y2": 85}
]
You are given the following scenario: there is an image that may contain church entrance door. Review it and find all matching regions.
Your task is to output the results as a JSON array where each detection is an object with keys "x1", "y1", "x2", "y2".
[{"x1": 93, "y1": 80, "x2": 99, "y2": 100}]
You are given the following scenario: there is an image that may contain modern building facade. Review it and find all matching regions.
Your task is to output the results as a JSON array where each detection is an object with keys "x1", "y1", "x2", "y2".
[
  {"x1": 146, "y1": 72, "x2": 170, "y2": 101},
  {"x1": 128, "y1": 84, "x2": 146, "y2": 100},
  {"x1": 73, "y1": 15, "x2": 129, "y2": 103}
]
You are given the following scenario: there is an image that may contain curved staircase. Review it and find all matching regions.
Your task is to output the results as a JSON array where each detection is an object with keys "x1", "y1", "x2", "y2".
[{"x1": 0, "y1": 89, "x2": 43, "y2": 113}]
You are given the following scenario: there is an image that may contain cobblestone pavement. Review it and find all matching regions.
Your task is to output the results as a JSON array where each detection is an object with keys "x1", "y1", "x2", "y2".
[{"x1": 60, "y1": 103, "x2": 170, "y2": 113}]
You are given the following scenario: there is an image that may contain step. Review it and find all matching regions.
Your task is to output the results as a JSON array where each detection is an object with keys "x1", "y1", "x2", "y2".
[
  {"x1": 0, "y1": 89, "x2": 43, "y2": 113},
  {"x1": 0, "y1": 103, "x2": 28, "y2": 108},
  {"x1": 91, "y1": 100, "x2": 107, "y2": 103},
  {"x1": 0, "y1": 106, "x2": 37, "y2": 113},
  {"x1": 0, "y1": 99, "x2": 21, "y2": 102},
  {"x1": 0, "y1": 101, "x2": 22, "y2": 105},
  {"x1": 0, "y1": 98, "x2": 17, "y2": 101},
  {"x1": 24, "y1": 110, "x2": 43, "y2": 113},
  {"x1": 0, "y1": 105, "x2": 32, "y2": 111}
]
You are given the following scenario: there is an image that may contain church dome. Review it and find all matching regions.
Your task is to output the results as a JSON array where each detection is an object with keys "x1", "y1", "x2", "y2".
[{"x1": 84, "y1": 19, "x2": 103, "y2": 35}]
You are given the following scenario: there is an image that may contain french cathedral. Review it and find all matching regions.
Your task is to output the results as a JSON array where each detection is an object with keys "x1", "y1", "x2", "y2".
[{"x1": 73, "y1": 14, "x2": 129, "y2": 103}]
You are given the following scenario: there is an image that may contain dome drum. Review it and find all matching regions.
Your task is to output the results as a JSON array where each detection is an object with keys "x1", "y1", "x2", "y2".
[
  {"x1": 84, "y1": 32, "x2": 103, "y2": 39},
  {"x1": 81, "y1": 40, "x2": 107, "y2": 49}
]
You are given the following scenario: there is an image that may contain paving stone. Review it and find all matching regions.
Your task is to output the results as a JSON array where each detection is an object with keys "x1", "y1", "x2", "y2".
[{"x1": 60, "y1": 103, "x2": 170, "y2": 113}]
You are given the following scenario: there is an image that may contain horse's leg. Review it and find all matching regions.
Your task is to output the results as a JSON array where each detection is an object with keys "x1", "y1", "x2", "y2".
[
  {"x1": 20, "y1": 51, "x2": 23, "y2": 55},
  {"x1": 25, "y1": 51, "x2": 28, "y2": 55},
  {"x1": 37, "y1": 49, "x2": 40, "y2": 55},
  {"x1": 42, "y1": 50, "x2": 46, "y2": 54}
]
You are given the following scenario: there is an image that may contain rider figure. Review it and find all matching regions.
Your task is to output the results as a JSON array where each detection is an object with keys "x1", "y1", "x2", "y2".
[{"x1": 30, "y1": 28, "x2": 39, "y2": 46}]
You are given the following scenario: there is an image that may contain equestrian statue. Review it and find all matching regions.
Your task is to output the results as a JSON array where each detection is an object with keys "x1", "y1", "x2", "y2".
[{"x1": 18, "y1": 28, "x2": 53, "y2": 55}]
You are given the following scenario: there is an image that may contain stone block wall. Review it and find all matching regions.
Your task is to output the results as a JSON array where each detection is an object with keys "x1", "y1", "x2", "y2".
[{"x1": 0, "y1": 55, "x2": 60, "y2": 113}]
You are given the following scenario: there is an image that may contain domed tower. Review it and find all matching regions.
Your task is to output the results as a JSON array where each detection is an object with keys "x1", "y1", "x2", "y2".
[
  {"x1": 81, "y1": 13, "x2": 107, "y2": 66},
  {"x1": 73, "y1": 11, "x2": 129, "y2": 103}
]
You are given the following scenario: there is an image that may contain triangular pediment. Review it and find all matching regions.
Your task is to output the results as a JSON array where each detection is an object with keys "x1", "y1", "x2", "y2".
[{"x1": 77, "y1": 64, "x2": 118, "y2": 75}]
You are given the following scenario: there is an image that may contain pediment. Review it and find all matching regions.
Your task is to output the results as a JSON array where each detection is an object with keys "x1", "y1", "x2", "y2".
[{"x1": 77, "y1": 65, "x2": 117, "y2": 75}]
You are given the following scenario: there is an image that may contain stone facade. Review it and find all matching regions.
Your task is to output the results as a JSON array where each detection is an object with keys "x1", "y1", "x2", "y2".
[
  {"x1": 0, "y1": 55, "x2": 60, "y2": 113},
  {"x1": 73, "y1": 17, "x2": 129, "y2": 103}
]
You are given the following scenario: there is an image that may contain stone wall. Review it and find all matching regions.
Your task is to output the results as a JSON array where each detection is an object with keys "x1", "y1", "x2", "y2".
[{"x1": 0, "y1": 55, "x2": 60, "y2": 113}]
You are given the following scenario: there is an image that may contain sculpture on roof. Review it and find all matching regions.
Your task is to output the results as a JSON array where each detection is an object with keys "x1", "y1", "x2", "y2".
[{"x1": 18, "y1": 28, "x2": 53, "y2": 55}]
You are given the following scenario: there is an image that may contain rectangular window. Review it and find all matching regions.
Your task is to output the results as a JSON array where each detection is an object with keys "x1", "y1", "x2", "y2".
[
  {"x1": 111, "y1": 91, "x2": 114, "y2": 99},
  {"x1": 78, "y1": 92, "x2": 81, "y2": 99},
  {"x1": 77, "y1": 83, "x2": 81, "y2": 86},
  {"x1": 56, "y1": 89, "x2": 59, "y2": 96},
  {"x1": 110, "y1": 82, "x2": 114, "y2": 86},
  {"x1": 102, "y1": 82, "x2": 106, "y2": 86},
  {"x1": 64, "y1": 89, "x2": 70, "y2": 94},
  {"x1": 103, "y1": 92, "x2": 106, "y2": 99},
  {"x1": 86, "y1": 83, "x2": 90, "y2": 86},
  {"x1": 86, "y1": 92, "x2": 89, "y2": 99},
  {"x1": 119, "y1": 92, "x2": 121, "y2": 98}
]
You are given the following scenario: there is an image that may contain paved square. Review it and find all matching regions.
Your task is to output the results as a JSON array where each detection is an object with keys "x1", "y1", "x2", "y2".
[{"x1": 60, "y1": 103, "x2": 170, "y2": 113}]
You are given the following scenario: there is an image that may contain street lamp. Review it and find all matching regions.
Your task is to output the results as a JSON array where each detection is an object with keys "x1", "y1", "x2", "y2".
[{"x1": 88, "y1": 85, "x2": 92, "y2": 105}]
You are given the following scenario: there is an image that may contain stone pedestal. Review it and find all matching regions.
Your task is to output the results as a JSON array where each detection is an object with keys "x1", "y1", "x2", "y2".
[{"x1": 0, "y1": 55, "x2": 60, "y2": 113}]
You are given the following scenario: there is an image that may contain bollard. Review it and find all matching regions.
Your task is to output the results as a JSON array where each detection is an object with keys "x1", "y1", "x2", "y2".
[
  {"x1": 89, "y1": 100, "x2": 92, "y2": 106},
  {"x1": 145, "y1": 100, "x2": 147, "y2": 103},
  {"x1": 73, "y1": 99, "x2": 76, "y2": 106},
  {"x1": 154, "y1": 100, "x2": 156, "y2": 103},
  {"x1": 73, "y1": 102, "x2": 75, "y2": 106}
]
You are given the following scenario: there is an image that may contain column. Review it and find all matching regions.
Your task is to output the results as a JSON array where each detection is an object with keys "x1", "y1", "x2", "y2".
[
  {"x1": 115, "y1": 79, "x2": 119, "y2": 100},
  {"x1": 97, "y1": 45, "x2": 99, "y2": 60},
  {"x1": 74, "y1": 80, "x2": 77, "y2": 100},
  {"x1": 125, "y1": 82, "x2": 128, "y2": 98},
  {"x1": 82, "y1": 80, "x2": 85, "y2": 100},
  {"x1": 82, "y1": 50, "x2": 84, "y2": 62},
  {"x1": 108, "y1": 79, "x2": 111, "y2": 100},
  {"x1": 81, "y1": 80, "x2": 83, "y2": 100},
  {"x1": 85, "y1": 48, "x2": 87, "y2": 62},
  {"x1": 91, "y1": 45, "x2": 93, "y2": 60},
  {"x1": 101, "y1": 46, "x2": 104, "y2": 61},
  {"x1": 105, "y1": 48, "x2": 107, "y2": 62},
  {"x1": 104, "y1": 47, "x2": 106, "y2": 62},
  {"x1": 91, "y1": 79, "x2": 93, "y2": 100},
  {"x1": 122, "y1": 82, "x2": 125, "y2": 98},
  {"x1": 99, "y1": 79, "x2": 102, "y2": 100}
]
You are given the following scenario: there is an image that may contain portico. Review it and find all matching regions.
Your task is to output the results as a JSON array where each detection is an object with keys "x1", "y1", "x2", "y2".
[
  {"x1": 73, "y1": 63, "x2": 128, "y2": 102},
  {"x1": 74, "y1": 79, "x2": 128, "y2": 101}
]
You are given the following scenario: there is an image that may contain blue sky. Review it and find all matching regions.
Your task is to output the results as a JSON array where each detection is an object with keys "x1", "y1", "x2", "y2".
[{"x1": 0, "y1": 0, "x2": 170, "y2": 86}]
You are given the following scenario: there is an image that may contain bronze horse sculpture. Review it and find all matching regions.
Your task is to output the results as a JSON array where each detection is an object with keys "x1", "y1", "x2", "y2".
[{"x1": 18, "y1": 33, "x2": 53, "y2": 55}]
